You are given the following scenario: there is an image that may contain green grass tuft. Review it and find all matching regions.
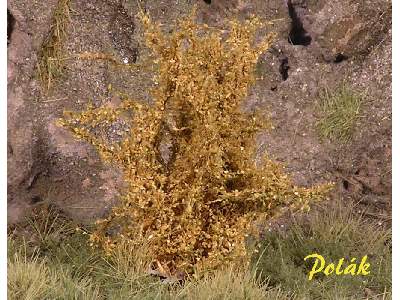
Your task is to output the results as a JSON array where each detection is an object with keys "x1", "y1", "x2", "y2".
[
  {"x1": 252, "y1": 202, "x2": 391, "y2": 299},
  {"x1": 316, "y1": 85, "x2": 363, "y2": 143}
]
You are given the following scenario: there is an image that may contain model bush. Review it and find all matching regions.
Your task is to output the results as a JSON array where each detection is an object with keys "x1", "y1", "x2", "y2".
[{"x1": 58, "y1": 10, "x2": 331, "y2": 277}]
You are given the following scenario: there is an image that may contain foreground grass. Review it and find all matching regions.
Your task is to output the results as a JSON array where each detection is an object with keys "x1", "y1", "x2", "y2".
[
  {"x1": 8, "y1": 203, "x2": 391, "y2": 299},
  {"x1": 8, "y1": 238, "x2": 286, "y2": 300},
  {"x1": 316, "y1": 85, "x2": 363, "y2": 143},
  {"x1": 253, "y1": 201, "x2": 391, "y2": 299}
]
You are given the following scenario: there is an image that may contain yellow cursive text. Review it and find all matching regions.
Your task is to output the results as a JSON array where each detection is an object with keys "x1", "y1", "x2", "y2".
[{"x1": 304, "y1": 254, "x2": 370, "y2": 280}]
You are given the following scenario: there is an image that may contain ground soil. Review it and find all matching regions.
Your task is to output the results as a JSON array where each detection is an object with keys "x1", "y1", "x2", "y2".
[{"x1": 7, "y1": 0, "x2": 391, "y2": 227}]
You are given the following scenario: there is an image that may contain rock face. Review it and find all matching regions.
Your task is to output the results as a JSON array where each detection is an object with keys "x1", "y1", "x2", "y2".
[
  {"x1": 8, "y1": 0, "x2": 391, "y2": 225},
  {"x1": 109, "y1": 4, "x2": 138, "y2": 64},
  {"x1": 313, "y1": 1, "x2": 391, "y2": 62},
  {"x1": 7, "y1": 0, "x2": 124, "y2": 225},
  {"x1": 7, "y1": 3, "x2": 54, "y2": 224}
]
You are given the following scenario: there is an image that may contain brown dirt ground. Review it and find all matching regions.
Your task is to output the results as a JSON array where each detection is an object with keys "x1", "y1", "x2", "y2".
[{"x1": 7, "y1": 0, "x2": 391, "y2": 228}]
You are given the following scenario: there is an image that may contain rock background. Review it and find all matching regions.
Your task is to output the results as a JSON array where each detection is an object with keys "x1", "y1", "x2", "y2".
[{"x1": 7, "y1": 0, "x2": 391, "y2": 224}]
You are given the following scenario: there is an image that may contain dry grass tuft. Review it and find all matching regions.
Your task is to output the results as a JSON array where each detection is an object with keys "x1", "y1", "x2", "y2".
[
  {"x1": 37, "y1": 0, "x2": 70, "y2": 91},
  {"x1": 8, "y1": 246, "x2": 53, "y2": 300}
]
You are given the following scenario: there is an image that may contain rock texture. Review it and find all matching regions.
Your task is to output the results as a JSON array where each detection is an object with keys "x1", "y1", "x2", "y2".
[{"x1": 8, "y1": 0, "x2": 391, "y2": 225}]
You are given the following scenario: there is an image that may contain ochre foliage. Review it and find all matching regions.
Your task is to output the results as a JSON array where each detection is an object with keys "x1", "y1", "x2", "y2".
[{"x1": 58, "y1": 11, "x2": 331, "y2": 276}]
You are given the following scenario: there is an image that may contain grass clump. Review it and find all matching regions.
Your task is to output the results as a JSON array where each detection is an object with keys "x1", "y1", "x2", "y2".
[
  {"x1": 252, "y1": 202, "x2": 391, "y2": 299},
  {"x1": 37, "y1": 0, "x2": 70, "y2": 91},
  {"x1": 25, "y1": 205, "x2": 74, "y2": 253},
  {"x1": 175, "y1": 264, "x2": 290, "y2": 300},
  {"x1": 58, "y1": 10, "x2": 331, "y2": 277},
  {"x1": 316, "y1": 85, "x2": 363, "y2": 143},
  {"x1": 8, "y1": 244, "x2": 54, "y2": 300},
  {"x1": 8, "y1": 239, "x2": 100, "y2": 300}
]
